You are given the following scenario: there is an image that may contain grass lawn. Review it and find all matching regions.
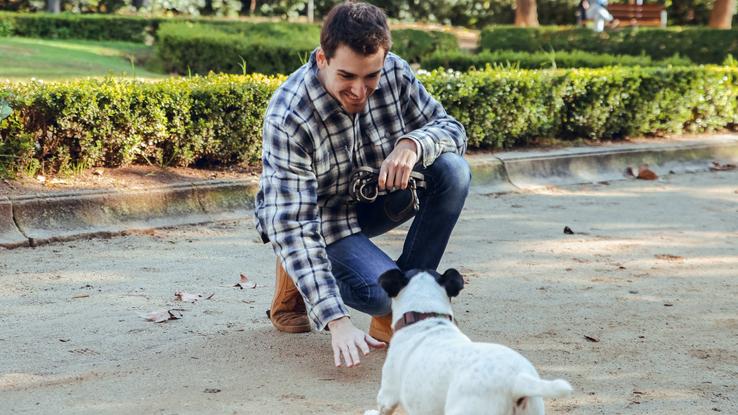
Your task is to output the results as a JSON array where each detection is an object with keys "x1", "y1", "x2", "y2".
[{"x1": 0, "y1": 37, "x2": 168, "y2": 81}]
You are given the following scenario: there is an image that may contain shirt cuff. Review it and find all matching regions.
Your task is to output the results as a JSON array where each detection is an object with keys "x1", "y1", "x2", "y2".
[
  {"x1": 401, "y1": 132, "x2": 439, "y2": 167},
  {"x1": 308, "y1": 296, "x2": 350, "y2": 331}
]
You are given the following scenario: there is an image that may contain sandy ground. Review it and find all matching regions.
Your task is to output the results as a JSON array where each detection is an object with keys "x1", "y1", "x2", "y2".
[{"x1": 1, "y1": 170, "x2": 737, "y2": 414}]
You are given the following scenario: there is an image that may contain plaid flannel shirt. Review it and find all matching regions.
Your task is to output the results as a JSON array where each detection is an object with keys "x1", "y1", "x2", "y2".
[{"x1": 254, "y1": 50, "x2": 466, "y2": 330}]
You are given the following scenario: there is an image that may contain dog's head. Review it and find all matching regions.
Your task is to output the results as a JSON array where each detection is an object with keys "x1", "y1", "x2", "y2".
[{"x1": 378, "y1": 268, "x2": 464, "y2": 323}]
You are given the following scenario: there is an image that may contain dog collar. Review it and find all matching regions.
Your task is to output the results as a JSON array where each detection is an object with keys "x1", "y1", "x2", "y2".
[{"x1": 394, "y1": 311, "x2": 453, "y2": 331}]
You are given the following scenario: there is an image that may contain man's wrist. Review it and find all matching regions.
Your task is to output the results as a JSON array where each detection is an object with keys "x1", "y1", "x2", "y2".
[
  {"x1": 397, "y1": 137, "x2": 418, "y2": 155},
  {"x1": 328, "y1": 316, "x2": 350, "y2": 329}
]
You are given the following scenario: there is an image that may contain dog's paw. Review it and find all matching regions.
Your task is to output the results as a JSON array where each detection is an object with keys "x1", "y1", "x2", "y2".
[{"x1": 363, "y1": 410, "x2": 380, "y2": 415}]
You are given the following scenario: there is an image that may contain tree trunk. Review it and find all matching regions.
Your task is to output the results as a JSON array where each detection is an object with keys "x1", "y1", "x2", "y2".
[
  {"x1": 133, "y1": 0, "x2": 149, "y2": 10},
  {"x1": 46, "y1": 0, "x2": 61, "y2": 13},
  {"x1": 709, "y1": 0, "x2": 735, "y2": 28},
  {"x1": 515, "y1": 0, "x2": 539, "y2": 27}
]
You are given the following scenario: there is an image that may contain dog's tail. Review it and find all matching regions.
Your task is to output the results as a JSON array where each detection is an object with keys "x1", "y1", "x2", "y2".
[{"x1": 511, "y1": 373, "x2": 573, "y2": 399}]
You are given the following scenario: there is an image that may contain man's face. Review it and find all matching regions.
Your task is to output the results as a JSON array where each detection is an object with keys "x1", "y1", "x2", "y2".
[{"x1": 317, "y1": 44, "x2": 386, "y2": 114}]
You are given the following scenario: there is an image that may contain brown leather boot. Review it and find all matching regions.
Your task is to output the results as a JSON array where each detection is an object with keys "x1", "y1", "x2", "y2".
[
  {"x1": 267, "y1": 259, "x2": 312, "y2": 333},
  {"x1": 368, "y1": 313, "x2": 393, "y2": 343}
]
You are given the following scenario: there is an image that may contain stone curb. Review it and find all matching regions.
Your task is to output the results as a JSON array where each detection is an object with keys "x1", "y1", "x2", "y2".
[
  {"x1": 1, "y1": 179, "x2": 258, "y2": 249},
  {"x1": 1, "y1": 136, "x2": 737, "y2": 249},
  {"x1": 471, "y1": 134, "x2": 738, "y2": 192}
]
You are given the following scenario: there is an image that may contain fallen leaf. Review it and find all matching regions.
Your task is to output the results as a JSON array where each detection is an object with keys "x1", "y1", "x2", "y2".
[
  {"x1": 655, "y1": 254, "x2": 684, "y2": 262},
  {"x1": 584, "y1": 335, "x2": 600, "y2": 343},
  {"x1": 49, "y1": 178, "x2": 67, "y2": 185},
  {"x1": 144, "y1": 309, "x2": 183, "y2": 323},
  {"x1": 204, "y1": 388, "x2": 221, "y2": 393},
  {"x1": 637, "y1": 165, "x2": 658, "y2": 180},
  {"x1": 59, "y1": 338, "x2": 70, "y2": 342},
  {"x1": 234, "y1": 273, "x2": 257, "y2": 289},
  {"x1": 72, "y1": 293, "x2": 90, "y2": 299},
  {"x1": 563, "y1": 226, "x2": 575, "y2": 235},
  {"x1": 709, "y1": 161, "x2": 736, "y2": 172},
  {"x1": 664, "y1": 303, "x2": 674, "y2": 307},
  {"x1": 624, "y1": 166, "x2": 636, "y2": 178},
  {"x1": 36, "y1": 175, "x2": 46, "y2": 183},
  {"x1": 174, "y1": 291, "x2": 213, "y2": 303},
  {"x1": 93, "y1": 169, "x2": 104, "y2": 176}
]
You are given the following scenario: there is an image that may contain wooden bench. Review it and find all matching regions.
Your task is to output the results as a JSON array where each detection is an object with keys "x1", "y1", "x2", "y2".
[{"x1": 608, "y1": 3, "x2": 667, "y2": 27}]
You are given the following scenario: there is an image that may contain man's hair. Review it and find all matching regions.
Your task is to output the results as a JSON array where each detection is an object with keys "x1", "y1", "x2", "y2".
[{"x1": 320, "y1": 1, "x2": 392, "y2": 60}]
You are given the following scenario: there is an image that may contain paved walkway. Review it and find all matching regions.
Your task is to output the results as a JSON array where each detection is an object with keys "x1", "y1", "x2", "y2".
[{"x1": 1, "y1": 169, "x2": 736, "y2": 414}]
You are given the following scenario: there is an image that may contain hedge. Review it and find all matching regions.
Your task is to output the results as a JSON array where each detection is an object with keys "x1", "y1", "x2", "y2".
[
  {"x1": 481, "y1": 26, "x2": 738, "y2": 64},
  {"x1": 2, "y1": 66, "x2": 737, "y2": 176},
  {"x1": 156, "y1": 22, "x2": 459, "y2": 75},
  {"x1": 421, "y1": 66, "x2": 738, "y2": 148},
  {"x1": 0, "y1": 74, "x2": 285, "y2": 176},
  {"x1": 422, "y1": 50, "x2": 692, "y2": 71},
  {"x1": 156, "y1": 22, "x2": 318, "y2": 75},
  {"x1": 0, "y1": 11, "x2": 158, "y2": 42}
]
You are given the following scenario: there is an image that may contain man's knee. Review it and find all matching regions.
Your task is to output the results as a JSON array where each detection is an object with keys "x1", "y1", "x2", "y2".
[{"x1": 427, "y1": 153, "x2": 471, "y2": 197}]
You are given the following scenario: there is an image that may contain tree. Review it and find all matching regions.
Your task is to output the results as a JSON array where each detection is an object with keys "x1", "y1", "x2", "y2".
[
  {"x1": 709, "y1": 0, "x2": 735, "y2": 28},
  {"x1": 46, "y1": 0, "x2": 60, "y2": 12},
  {"x1": 515, "y1": 0, "x2": 539, "y2": 27}
]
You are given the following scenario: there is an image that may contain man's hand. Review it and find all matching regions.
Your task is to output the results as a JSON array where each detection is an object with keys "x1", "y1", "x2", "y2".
[
  {"x1": 328, "y1": 317, "x2": 386, "y2": 367},
  {"x1": 378, "y1": 138, "x2": 418, "y2": 191}
]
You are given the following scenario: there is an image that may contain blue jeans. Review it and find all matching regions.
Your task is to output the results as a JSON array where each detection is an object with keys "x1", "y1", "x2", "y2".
[{"x1": 325, "y1": 153, "x2": 471, "y2": 316}]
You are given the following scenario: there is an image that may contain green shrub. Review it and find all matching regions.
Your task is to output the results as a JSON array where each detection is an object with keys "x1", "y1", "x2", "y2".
[
  {"x1": 0, "y1": 74, "x2": 284, "y2": 175},
  {"x1": 419, "y1": 66, "x2": 738, "y2": 148},
  {"x1": 156, "y1": 22, "x2": 459, "y2": 75},
  {"x1": 422, "y1": 50, "x2": 693, "y2": 71},
  {"x1": 0, "y1": 13, "x2": 13, "y2": 36},
  {"x1": 391, "y1": 29, "x2": 459, "y2": 64},
  {"x1": 156, "y1": 22, "x2": 318, "y2": 75},
  {"x1": 0, "y1": 12, "x2": 158, "y2": 42},
  {"x1": 3, "y1": 67, "x2": 737, "y2": 175},
  {"x1": 481, "y1": 26, "x2": 738, "y2": 64}
]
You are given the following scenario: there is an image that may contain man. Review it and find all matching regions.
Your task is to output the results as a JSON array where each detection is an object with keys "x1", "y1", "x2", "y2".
[{"x1": 254, "y1": 1, "x2": 470, "y2": 368}]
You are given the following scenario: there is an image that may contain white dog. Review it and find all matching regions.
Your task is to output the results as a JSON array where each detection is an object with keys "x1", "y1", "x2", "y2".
[{"x1": 364, "y1": 268, "x2": 573, "y2": 415}]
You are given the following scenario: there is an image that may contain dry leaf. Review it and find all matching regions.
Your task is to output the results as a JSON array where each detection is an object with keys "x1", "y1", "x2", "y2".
[
  {"x1": 174, "y1": 291, "x2": 213, "y2": 303},
  {"x1": 709, "y1": 161, "x2": 736, "y2": 172},
  {"x1": 72, "y1": 293, "x2": 90, "y2": 299},
  {"x1": 584, "y1": 335, "x2": 600, "y2": 343},
  {"x1": 36, "y1": 175, "x2": 46, "y2": 183},
  {"x1": 655, "y1": 254, "x2": 684, "y2": 262},
  {"x1": 144, "y1": 309, "x2": 183, "y2": 323},
  {"x1": 93, "y1": 169, "x2": 104, "y2": 176},
  {"x1": 234, "y1": 273, "x2": 257, "y2": 289},
  {"x1": 624, "y1": 166, "x2": 636, "y2": 178},
  {"x1": 563, "y1": 226, "x2": 575, "y2": 235},
  {"x1": 637, "y1": 165, "x2": 658, "y2": 180},
  {"x1": 203, "y1": 388, "x2": 221, "y2": 393}
]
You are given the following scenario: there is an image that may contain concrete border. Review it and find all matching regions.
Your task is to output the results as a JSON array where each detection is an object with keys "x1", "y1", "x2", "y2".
[
  {"x1": 495, "y1": 135, "x2": 738, "y2": 189},
  {"x1": 1, "y1": 196, "x2": 28, "y2": 249},
  {"x1": 1, "y1": 136, "x2": 737, "y2": 249},
  {"x1": 2, "y1": 178, "x2": 257, "y2": 248}
]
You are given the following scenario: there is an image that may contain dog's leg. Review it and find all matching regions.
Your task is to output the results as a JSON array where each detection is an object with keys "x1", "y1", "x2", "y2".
[{"x1": 364, "y1": 383, "x2": 400, "y2": 415}]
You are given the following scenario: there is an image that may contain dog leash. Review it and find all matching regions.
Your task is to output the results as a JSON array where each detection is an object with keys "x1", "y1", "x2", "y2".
[{"x1": 348, "y1": 166, "x2": 426, "y2": 218}]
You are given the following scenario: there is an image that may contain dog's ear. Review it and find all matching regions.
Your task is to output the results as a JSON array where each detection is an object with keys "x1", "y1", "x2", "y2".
[
  {"x1": 378, "y1": 269, "x2": 409, "y2": 298},
  {"x1": 439, "y1": 268, "x2": 464, "y2": 297}
]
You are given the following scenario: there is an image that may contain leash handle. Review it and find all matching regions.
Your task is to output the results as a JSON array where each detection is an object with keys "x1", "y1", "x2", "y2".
[{"x1": 348, "y1": 167, "x2": 425, "y2": 213}]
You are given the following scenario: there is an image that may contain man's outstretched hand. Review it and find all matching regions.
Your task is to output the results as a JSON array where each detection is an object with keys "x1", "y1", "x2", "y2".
[{"x1": 328, "y1": 316, "x2": 386, "y2": 368}]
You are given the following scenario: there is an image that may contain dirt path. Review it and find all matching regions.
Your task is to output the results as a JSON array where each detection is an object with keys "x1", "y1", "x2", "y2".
[{"x1": 1, "y1": 170, "x2": 736, "y2": 414}]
